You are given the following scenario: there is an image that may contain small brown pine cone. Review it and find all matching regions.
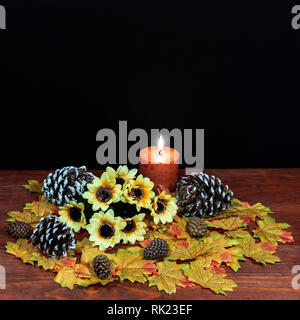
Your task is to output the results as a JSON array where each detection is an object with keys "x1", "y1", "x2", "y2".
[
  {"x1": 6, "y1": 221, "x2": 32, "y2": 239},
  {"x1": 186, "y1": 217, "x2": 207, "y2": 238},
  {"x1": 92, "y1": 255, "x2": 111, "y2": 280}
]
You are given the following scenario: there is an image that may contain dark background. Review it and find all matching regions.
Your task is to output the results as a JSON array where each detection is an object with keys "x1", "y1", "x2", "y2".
[{"x1": 0, "y1": 0, "x2": 299, "y2": 170}]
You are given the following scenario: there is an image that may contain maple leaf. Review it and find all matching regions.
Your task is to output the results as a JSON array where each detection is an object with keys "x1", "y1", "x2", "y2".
[
  {"x1": 23, "y1": 180, "x2": 43, "y2": 193},
  {"x1": 77, "y1": 238, "x2": 114, "y2": 264},
  {"x1": 7, "y1": 210, "x2": 41, "y2": 227},
  {"x1": 225, "y1": 229, "x2": 252, "y2": 239},
  {"x1": 253, "y1": 216, "x2": 293, "y2": 245},
  {"x1": 238, "y1": 238, "x2": 280, "y2": 265},
  {"x1": 168, "y1": 215, "x2": 191, "y2": 240},
  {"x1": 195, "y1": 231, "x2": 239, "y2": 268},
  {"x1": 113, "y1": 250, "x2": 156, "y2": 283},
  {"x1": 6, "y1": 239, "x2": 36, "y2": 265},
  {"x1": 223, "y1": 246, "x2": 246, "y2": 272},
  {"x1": 206, "y1": 216, "x2": 246, "y2": 230},
  {"x1": 181, "y1": 261, "x2": 237, "y2": 295},
  {"x1": 225, "y1": 199, "x2": 271, "y2": 220},
  {"x1": 31, "y1": 252, "x2": 61, "y2": 271},
  {"x1": 148, "y1": 260, "x2": 183, "y2": 295},
  {"x1": 24, "y1": 195, "x2": 58, "y2": 218},
  {"x1": 167, "y1": 241, "x2": 205, "y2": 261},
  {"x1": 54, "y1": 267, "x2": 79, "y2": 290}
]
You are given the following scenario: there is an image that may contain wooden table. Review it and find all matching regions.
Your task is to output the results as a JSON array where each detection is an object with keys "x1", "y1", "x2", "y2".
[{"x1": 0, "y1": 169, "x2": 299, "y2": 300}]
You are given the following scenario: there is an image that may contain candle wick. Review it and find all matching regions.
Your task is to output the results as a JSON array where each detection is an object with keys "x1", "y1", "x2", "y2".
[{"x1": 159, "y1": 149, "x2": 162, "y2": 155}]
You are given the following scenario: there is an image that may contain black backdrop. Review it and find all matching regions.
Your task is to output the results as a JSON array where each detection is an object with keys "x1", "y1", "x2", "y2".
[{"x1": 0, "y1": 0, "x2": 299, "y2": 170}]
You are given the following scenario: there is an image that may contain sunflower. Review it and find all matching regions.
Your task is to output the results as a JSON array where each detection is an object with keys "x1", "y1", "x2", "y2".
[
  {"x1": 83, "y1": 172, "x2": 122, "y2": 212},
  {"x1": 151, "y1": 191, "x2": 178, "y2": 225},
  {"x1": 123, "y1": 174, "x2": 155, "y2": 211},
  {"x1": 120, "y1": 213, "x2": 147, "y2": 244},
  {"x1": 106, "y1": 165, "x2": 138, "y2": 188},
  {"x1": 86, "y1": 209, "x2": 126, "y2": 250},
  {"x1": 58, "y1": 201, "x2": 86, "y2": 232}
]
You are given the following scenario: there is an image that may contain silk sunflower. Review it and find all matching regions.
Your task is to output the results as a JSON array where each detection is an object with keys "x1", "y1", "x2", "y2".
[
  {"x1": 58, "y1": 201, "x2": 86, "y2": 232},
  {"x1": 120, "y1": 213, "x2": 147, "y2": 244},
  {"x1": 106, "y1": 165, "x2": 138, "y2": 188},
  {"x1": 83, "y1": 172, "x2": 122, "y2": 212},
  {"x1": 151, "y1": 191, "x2": 178, "y2": 225},
  {"x1": 123, "y1": 174, "x2": 155, "y2": 211},
  {"x1": 86, "y1": 209, "x2": 126, "y2": 250}
]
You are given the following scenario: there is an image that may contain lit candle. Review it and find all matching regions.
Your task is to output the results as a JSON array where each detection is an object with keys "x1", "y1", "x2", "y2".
[{"x1": 139, "y1": 136, "x2": 180, "y2": 192}]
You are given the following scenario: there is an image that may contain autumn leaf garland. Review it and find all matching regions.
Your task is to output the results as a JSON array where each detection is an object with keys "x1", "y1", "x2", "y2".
[{"x1": 4, "y1": 179, "x2": 294, "y2": 296}]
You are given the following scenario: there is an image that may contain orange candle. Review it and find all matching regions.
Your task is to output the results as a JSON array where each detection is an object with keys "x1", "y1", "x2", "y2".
[{"x1": 139, "y1": 136, "x2": 180, "y2": 192}]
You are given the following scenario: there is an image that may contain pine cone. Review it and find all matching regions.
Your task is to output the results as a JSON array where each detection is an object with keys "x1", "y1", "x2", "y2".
[
  {"x1": 187, "y1": 217, "x2": 207, "y2": 238},
  {"x1": 31, "y1": 215, "x2": 76, "y2": 258},
  {"x1": 6, "y1": 221, "x2": 32, "y2": 239},
  {"x1": 144, "y1": 238, "x2": 169, "y2": 260},
  {"x1": 92, "y1": 255, "x2": 111, "y2": 280},
  {"x1": 42, "y1": 166, "x2": 95, "y2": 206},
  {"x1": 176, "y1": 173, "x2": 234, "y2": 217}
]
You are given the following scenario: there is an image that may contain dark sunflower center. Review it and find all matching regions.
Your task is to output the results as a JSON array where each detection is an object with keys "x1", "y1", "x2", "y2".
[
  {"x1": 122, "y1": 221, "x2": 136, "y2": 233},
  {"x1": 130, "y1": 187, "x2": 144, "y2": 200},
  {"x1": 96, "y1": 187, "x2": 112, "y2": 202},
  {"x1": 99, "y1": 223, "x2": 115, "y2": 239},
  {"x1": 69, "y1": 207, "x2": 82, "y2": 222},
  {"x1": 116, "y1": 177, "x2": 125, "y2": 185},
  {"x1": 156, "y1": 199, "x2": 166, "y2": 214}
]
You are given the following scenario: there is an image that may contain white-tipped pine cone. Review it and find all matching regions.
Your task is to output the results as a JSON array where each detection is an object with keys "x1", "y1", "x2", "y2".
[{"x1": 42, "y1": 166, "x2": 95, "y2": 206}]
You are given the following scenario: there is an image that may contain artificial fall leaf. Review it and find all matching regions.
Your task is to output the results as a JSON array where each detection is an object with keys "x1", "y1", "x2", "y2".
[
  {"x1": 225, "y1": 199, "x2": 271, "y2": 220},
  {"x1": 205, "y1": 216, "x2": 246, "y2": 230},
  {"x1": 253, "y1": 216, "x2": 293, "y2": 245},
  {"x1": 77, "y1": 238, "x2": 114, "y2": 264},
  {"x1": 113, "y1": 250, "x2": 156, "y2": 284},
  {"x1": 195, "y1": 231, "x2": 239, "y2": 268},
  {"x1": 181, "y1": 261, "x2": 237, "y2": 295},
  {"x1": 223, "y1": 246, "x2": 246, "y2": 272},
  {"x1": 167, "y1": 241, "x2": 204, "y2": 261},
  {"x1": 7, "y1": 210, "x2": 41, "y2": 227},
  {"x1": 148, "y1": 260, "x2": 183, "y2": 295},
  {"x1": 6, "y1": 239, "x2": 36, "y2": 265},
  {"x1": 54, "y1": 266, "x2": 79, "y2": 290},
  {"x1": 169, "y1": 215, "x2": 191, "y2": 240},
  {"x1": 31, "y1": 252, "x2": 61, "y2": 271},
  {"x1": 23, "y1": 180, "x2": 43, "y2": 193},
  {"x1": 238, "y1": 237, "x2": 280, "y2": 265},
  {"x1": 225, "y1": 229, "x2": 252, "y2": 239},
  {"x1": 24, "y1": 195, "x2": 58, "y2": 218}
]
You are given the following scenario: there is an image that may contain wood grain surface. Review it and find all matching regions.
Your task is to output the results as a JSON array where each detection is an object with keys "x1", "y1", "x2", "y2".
[{"x1": 0, "y1": 169, "x2": 299, "y2": 300}]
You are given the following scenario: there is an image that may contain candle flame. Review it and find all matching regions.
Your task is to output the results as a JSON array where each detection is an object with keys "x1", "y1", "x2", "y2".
[{"x1": 158, "y1": 136, "x2": 164, "y2": 154}]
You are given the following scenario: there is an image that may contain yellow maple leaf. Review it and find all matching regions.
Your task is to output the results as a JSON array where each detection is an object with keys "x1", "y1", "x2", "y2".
[
  {"x1": 206, "y1": 216, "x2": 246, "y2": 230},
  {"x1": 225, "y1": 199, "x2": 271, "y2": 220},
  {"x1": 195, "y1": 231, "x2": 239, "y2": 268},
  {"x1": 148, "y1": 260, "x2": 183, "y2": 295},
  {"x1": 77, "y1": 238, "x2": 115, "y2": 264},
  {"x1": 31, "y1": 252, "x2": 61, "y2": 270},
  {"x1": 7, "y1": 210, "x2": 41, "y2": 227},
  {"x1": 113, "y1": 250, "x2": 156, "y2": 284},
  {"x1": 23, "y1": 180, "x2": 43, "y2": 193},
  {"x1": 6, "y1": 239, "x2": 36, "y2": 264},
  {"x1": 54, "y1": 267, "x2": 79, "y2": 290},
  {"x1": 253, "y1": 216, "x2": 293, "y2": 245},
  {"x1": 238, "y1": 237, "x2": 280, "y2": 265},
  {"x1": 181, "y1": 261, "x2": 237, "y2": 295},
  {"x1": 225, "y1": 229, "x2": 252, "y2": 239},
  {"x1": 168, "y1": 215, "x2": 191, "y2": 241},
  {"x1": 223, "y1": 246, "x2": 246, "y2": 272},
  {"x1": 24, "y1": 195, "x2": 57, "y2": 218}
]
